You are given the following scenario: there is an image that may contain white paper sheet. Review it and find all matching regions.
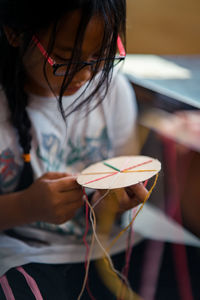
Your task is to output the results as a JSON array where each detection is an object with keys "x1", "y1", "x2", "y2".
[{"x1": 134, "y1": 203, "x2": 200, "y2": 247}]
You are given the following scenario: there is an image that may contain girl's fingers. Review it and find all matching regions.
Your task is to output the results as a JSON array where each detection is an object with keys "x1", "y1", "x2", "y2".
[
  {"x1": 41, "y1": 172, "x2": 70, "y2": 180},
  {"x1": 51, "y1": 176, "x2": 82, "y2": 192},
  {"x1": 117, "y1": 190, "x2": 138, "y2": 212},
  {"x1": 125, "y1": 183, "x2": 148, "y2": 203},
  {"x1": 63, "y1": 196, "x2": 84, "y2": 209},
  {"x1": 60, "y1": 189, "x2": 84, "y2": 205}
]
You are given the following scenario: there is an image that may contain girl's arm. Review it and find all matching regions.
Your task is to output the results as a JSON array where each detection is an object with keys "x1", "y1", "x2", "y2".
[
  {"x1": 0, "y1": 172, "x2": 84, "y2": 231},
  {"x1": 0, "y1": 190, "x2": 33, "y2": 231}
]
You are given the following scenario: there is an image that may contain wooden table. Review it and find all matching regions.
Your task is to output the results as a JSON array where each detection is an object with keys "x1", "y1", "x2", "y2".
[{"x1": 123, "y1": 54, "x2": 200, "y2": 112}]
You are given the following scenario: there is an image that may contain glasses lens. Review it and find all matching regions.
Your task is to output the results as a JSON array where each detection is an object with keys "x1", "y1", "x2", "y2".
[
  {"x1": 54, "y1": 65, "x2": 71, "y2": 76},
  {"x1": 113, "y1": 57, "x2": 124, "y2": 67},
  {"x1": 54, "y1": 62, "x2": 91, "y2": 76},
  {"x1": 54, "y1": 57, "x2": 125, "y2": 76}
]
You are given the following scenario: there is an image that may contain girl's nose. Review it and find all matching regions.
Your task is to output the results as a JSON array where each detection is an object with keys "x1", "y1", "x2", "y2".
[{"x1": 72, "y1": 65, "x2": 92, "y2": 85}]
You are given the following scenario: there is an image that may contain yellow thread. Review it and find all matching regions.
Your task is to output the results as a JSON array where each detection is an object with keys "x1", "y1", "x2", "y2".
[
  {"x1": 82, "y1": 171, "x2": 115, "y2": 175},
  {"x1": 122, "y1": 169, "x2": 157, "y2": 173},
  {"x1": 82, "y1": 169, "x2": 157, "y2": 176},
  {"x1": 107, "y1": 173, "x2": 159, "y2": 251},
  {"x1": 77, "y1": 196, "x2": 96, "y2": 300},
  {"x1": 97, "y1": 256, "x2": 141, "y2": 299},
  {"x1": 22, "y1": 153, "x2": 31, "y2": 162}
]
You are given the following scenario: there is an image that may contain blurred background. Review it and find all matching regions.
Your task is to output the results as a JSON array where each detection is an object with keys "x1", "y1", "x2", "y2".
[
  {"x1": 126, "y1": 0, "x2": 200, "y2": 54},
  {"x1": 122, "y1": 1, "x2": 200, "y2": 300}
]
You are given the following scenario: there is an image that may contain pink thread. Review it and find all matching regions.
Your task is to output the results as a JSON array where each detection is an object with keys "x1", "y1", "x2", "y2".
[
  {"x1": 84, "y1": 171, "x2": 118, "y2": 185},
  {"x1": 144, "y1": 180, "x2": 148, "y2": 188},
  {"x1": 83, "y1": 194, "x2": 90, "y2": 270},
  {"x1": 122, "y1": 230, "x2": 133, "y2": 278},
  {"x1": 0, "y1": 275, "x2": 15, "y2": 300},
  {"x1": 122, "y1": 159, "x2": 153, "y2": 172},
  {"x1": 16, "y1": 267, "x2": 43, "y2": 300},
  {"x1": 84, "y1": 160, "x2": 153, "y2": 186},
  {"x1": 82, "y1": 189, "x2": 96, "y2": 300},
  {"x1": 123, "y1": 181, "x2": 148, "y2": 279},
  {"x1": 123, "y1": 208, "x2": 138, "y2": 277}
]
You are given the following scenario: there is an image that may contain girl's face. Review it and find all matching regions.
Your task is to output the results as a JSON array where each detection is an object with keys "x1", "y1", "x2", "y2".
[{"x1": 23, "y1": 10, "x2": 105, "y2": 97}]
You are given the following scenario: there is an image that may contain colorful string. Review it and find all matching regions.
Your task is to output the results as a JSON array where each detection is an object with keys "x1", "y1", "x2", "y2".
[
  {"x1": 107, "y1": 173, "x2": 159, "y2": 251},
  {"x1": 82, "y1": 193, "x2": 96, "y2": 300},
  {"x1": 78, "y1": 190, "x2": 96, "y2": 300},
  {"x1": 79, "y1": 158, "x2": 159, "y2": 299},
  {"x1": 83, "y1": 159, "x2": 154, "y2": 186},
  {"x1": 122, "y1": 180, "x2": 148, "y2": 282}
]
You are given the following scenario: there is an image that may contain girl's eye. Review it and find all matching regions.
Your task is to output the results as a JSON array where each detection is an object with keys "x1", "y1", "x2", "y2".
[
  {"x1": 91, "y1": 52, "x2": 103, "y2": 60},
  {"x1": 91, "y1": 49, "x2": 107, "y2": 60},
  {"x1": 87, "y1": 55, "x2": 101, "y2": 63},
  {"x1": 88, "y1": 58, "x2": 98, "y2": 63},
  {"x1": 91, "y1": 53, "x2": 99, "y2": 59},
  {"x1": 53, "y1": 53, "x2": 71, "y2": 63}
]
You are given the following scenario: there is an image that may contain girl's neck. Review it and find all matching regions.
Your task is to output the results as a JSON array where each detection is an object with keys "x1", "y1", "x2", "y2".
[{"x1": 24, "y1": 81, "x2": 55, "y2": 98}]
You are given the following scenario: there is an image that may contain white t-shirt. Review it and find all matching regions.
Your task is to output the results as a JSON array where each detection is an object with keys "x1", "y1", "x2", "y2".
[{"x1": 0, "y1": 72, "x2": 142, "y2": 276}]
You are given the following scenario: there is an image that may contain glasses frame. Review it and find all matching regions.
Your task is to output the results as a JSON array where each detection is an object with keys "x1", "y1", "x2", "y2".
[{"x1": 32, "y1": 35, "x2": 126, "y2": 76}]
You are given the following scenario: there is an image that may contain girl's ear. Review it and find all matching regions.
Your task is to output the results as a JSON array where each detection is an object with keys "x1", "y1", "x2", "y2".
[{"x1": 3, "y1": 26, "x2": 21, "y2": 47}]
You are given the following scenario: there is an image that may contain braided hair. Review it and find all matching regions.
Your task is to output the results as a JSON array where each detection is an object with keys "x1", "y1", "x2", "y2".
[
  {"x1": 0, "y1": 29, "x2": 34, "y2": 190},
  {"x1": 0, "y1": 0, "x2": 126, "y2": 191}
]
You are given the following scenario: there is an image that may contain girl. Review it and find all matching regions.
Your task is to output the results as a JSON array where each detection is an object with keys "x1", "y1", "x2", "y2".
[{"x1": 0, "y1": 0, "x2": 147, "y2": 299}]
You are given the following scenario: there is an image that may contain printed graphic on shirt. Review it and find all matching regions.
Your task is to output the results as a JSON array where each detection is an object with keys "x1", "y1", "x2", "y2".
[
  {"x1": 36, "y1": 127, "x2": 111, "y2": 171},
  {"x1": 34, "y1": 207, "x2": 92, "y2": 240},
  {"x1": 36, "y1": 133, "x2": 65, "y2": 171},
  {"x1": 0, "y1": 148, "x2": 21, "y2": 193},
  {"x1": 67, "y1": 127, "x2": 111, "y2": 166}
]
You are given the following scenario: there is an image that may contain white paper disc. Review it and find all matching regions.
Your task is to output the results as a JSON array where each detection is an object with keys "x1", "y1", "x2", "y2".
[{"x1": 77, "y1": 155, "x2": 161, "y2": 190}]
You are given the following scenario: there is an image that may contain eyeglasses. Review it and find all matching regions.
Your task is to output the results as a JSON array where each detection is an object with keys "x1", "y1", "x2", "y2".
[{"x1": 32, "y1": 35, "x2": 126, "y2": 76}]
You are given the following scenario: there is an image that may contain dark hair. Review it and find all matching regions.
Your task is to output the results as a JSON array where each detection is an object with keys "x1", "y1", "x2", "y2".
[{"x1": 0, "y1": 0, "x2": 126, "y2": 191}]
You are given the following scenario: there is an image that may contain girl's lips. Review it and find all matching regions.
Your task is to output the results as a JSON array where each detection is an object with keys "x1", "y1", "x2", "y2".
[{"x1": 66, "y1": 85, "x2": 82, "y2": 93}]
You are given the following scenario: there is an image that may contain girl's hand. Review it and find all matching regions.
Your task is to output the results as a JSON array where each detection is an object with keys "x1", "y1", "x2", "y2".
[
  {"x1": 22, "y1": 172, "x2": 83, "y2": 225},
  {"x1": 92, "y1": 183, "x2": 148, "y2": 217},
  {"x1": 122, "y1": 183, "x2": 148, "y2": 213}
]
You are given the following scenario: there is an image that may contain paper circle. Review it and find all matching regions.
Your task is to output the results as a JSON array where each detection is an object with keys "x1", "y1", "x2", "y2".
[{"x1": 77, "y1": 155, "x2": 161, "y2": 189}]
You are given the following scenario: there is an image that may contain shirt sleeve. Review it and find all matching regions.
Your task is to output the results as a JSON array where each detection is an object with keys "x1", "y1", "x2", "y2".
[{"x1": 103, "y1": 72, "x2": 139, "y2": 156}]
